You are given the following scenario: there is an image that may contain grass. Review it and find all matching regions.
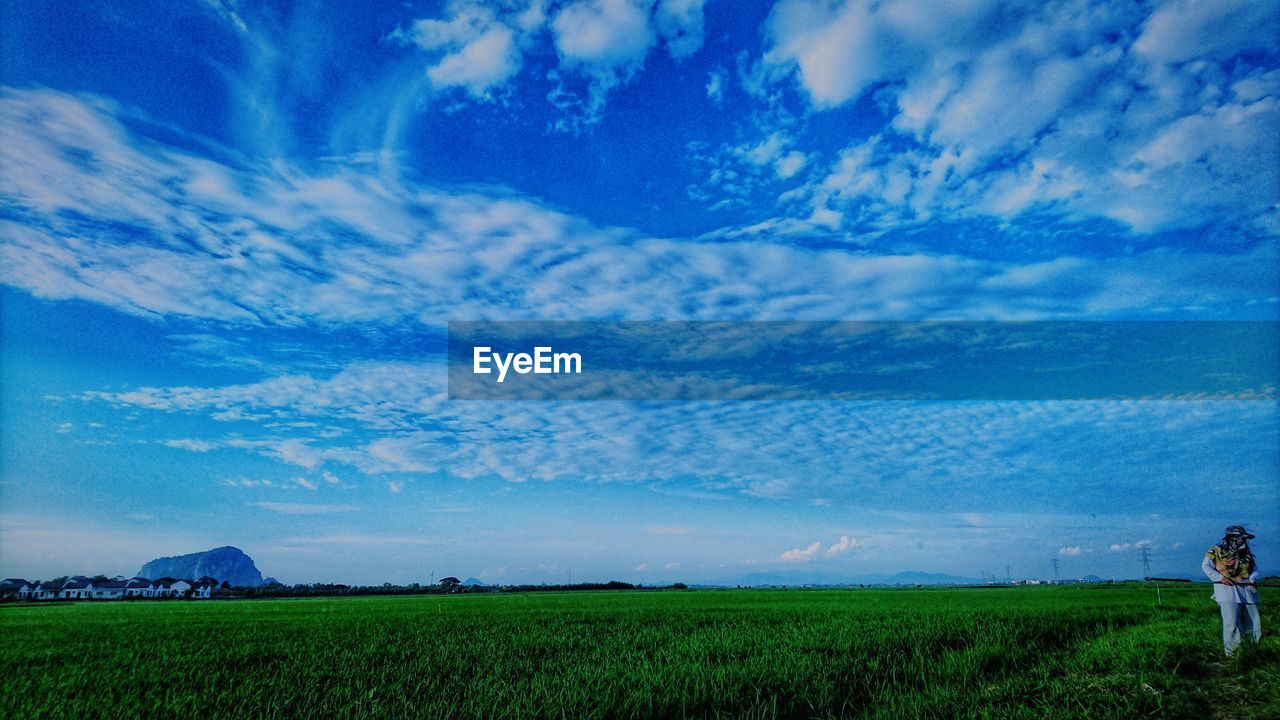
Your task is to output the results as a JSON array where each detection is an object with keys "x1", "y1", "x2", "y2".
[{"x1": 1, "y1": 585, "x2": 1273, "y2": 718}]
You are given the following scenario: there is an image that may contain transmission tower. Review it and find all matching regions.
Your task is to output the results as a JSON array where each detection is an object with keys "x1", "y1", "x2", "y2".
[
  {"x1": 1139, "y1": 546, "x2": 1152, "y2": 580},
  {"x1": 1051, "y1": 558, "x2": 1060, "y2": 583},
  {"x1": 1005, "y1": 565, "x2": 1012, "y2": 584}
]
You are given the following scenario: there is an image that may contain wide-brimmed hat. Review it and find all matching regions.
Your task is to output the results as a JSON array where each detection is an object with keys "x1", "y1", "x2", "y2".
[{"x1": 1225, "y1": 525, "x2": 1256, "y2": 539}]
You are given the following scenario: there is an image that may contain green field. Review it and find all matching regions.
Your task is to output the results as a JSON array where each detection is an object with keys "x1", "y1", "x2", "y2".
[{"x1": 2, "y1": 585, "x2": 1275, "y2": 718}]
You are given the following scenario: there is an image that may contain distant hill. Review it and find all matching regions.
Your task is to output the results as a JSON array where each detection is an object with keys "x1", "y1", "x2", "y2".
[
  {"x1": 461, "y1": 577, "x2": 489, "y2": 587},
  {"x1": 138, "y1": 546, "x2": 266, "y2": 586},
  {"x1": 715, "y1": 570, "x2": 983, "y2": 587}
]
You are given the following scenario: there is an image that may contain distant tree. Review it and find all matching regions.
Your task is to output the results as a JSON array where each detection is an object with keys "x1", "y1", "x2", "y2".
[
  {"x1": 49, "y1": 576, "x2": 69, "y2": 586},
  {"x1": 439, "y1": 576, "x2": 461, "y2": 591},
  {"x1": 91, "y1": 575, "x2": 110, "y2": 583}
]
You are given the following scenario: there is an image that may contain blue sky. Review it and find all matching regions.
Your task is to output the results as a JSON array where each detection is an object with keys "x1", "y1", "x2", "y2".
[{"x1": 1, "y1": 0, "x2": 1277, "y2": 585}]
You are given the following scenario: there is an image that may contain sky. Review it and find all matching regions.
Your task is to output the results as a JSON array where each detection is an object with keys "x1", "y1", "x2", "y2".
[{"x1": 1, "y1": 0, "x2": 1278, "y2": 585}]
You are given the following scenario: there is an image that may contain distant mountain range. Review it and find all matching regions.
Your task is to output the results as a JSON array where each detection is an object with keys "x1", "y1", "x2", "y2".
[
  {"x1": 711, "y1": 570, "x2": 985, "y2": 587},
  {"x1": 138, "y1": 546, "x2": 267, "y2": 587}
]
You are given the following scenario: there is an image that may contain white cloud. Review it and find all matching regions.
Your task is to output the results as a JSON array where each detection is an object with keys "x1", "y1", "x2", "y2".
[
  {"x1": 405, "y1": 1, "x2": 540, "y2": 99},
  {"x1": 635, "y1": 563, "x2": 650, "y2": 571},
  {"x1": 387, "y1": 481, "x2": 405, "y2": 494},
  {"x1": 654, "y1": 0, "x2": 706, "y2": 60},
  {"x1": 401, "y1": 0, "x2": 706, "y2": 118},
  {"x1": 824, "y1": 535, "x2": 864, "y2": 557},
  {"x1": 259, "y1": 439, "x2": 325, "y2": 470},
  {"x1": 552, "y1": 0, "x2": 655, "y2": 67},
  {"x1": 4, "y1": 87, "x2": 1274, "y2": 338},
  {"x1": 1133, "y1": 0, "x2": 1279, "y2": 65},
  {"x1": 705, "y1": 70, "x2": 724, "y2": 105},
  {"x1": 760, "y1": 0, "x2": 1280, "y2": 237},
  {"x1": 549, "y1": 0, "x2": 656, "y2": 121},
  {"x1": 198, "y1": 0, "x2": 249, "y2": 34},
  {"x1": 1109, "y1": 538, "x2": 1153, "y2": 552},
  {"x1": 544, "y1": 0, "x2": 707, "y2": 123},
  {"x1": 689, "y1": 131, "x2": 812, "y2": 201},
  {"x1": 1058, "y1": 545, "x2": 1083, "y2": 556},
  {"x1": 426, "y1": 24, "x2": 519, "y2": 97},
  {"x1": 293, "y1": 476, "x2": 319, "y2": 490},
  {"x1": 741, "y1": 132, "x2": 787, "y2": 168},
  {"x1": 164, "y1": 438, "x2": 217, "y2": 452},
  {"x1": 6, "y1": 88, "x2": 1280, "y2": 512},
  {"x1": 251, "y1": 502, "x2": 359, "y2": 515},
  {"x1": 765, "y1": 0, "x2": 905, "y2": 108},
  {"x1": 780, "y1": 541, "x2": 821, "y2": 562},
  {"x1": 663, "y1": 561, "x2": 682, "y2": 570},
  {"x1": 87, "y1": 355, "x2": 1280, "y2": 523},
  {"x1": 775, "y1": 151, "x2": 807, "y2": 180}
]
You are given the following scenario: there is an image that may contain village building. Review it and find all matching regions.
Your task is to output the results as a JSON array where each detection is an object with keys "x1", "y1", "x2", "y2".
[
  {"x1": 59, "y1": 576, "x2": 92, "y2": 599},
  {"x1": 88, "y1": 579, "x2": 129, "y2": 599},
  {"x1": 146, "y1": 578, "x2": 193, "y2": 598},
  {"x1": 125, "y1": 577, "x2": 151, "y2": 597},
  {"x1": 2, "y1": 574, "x2": 230, "y2": 601},
  {"x1": 0, "y1": 578, "x2": 31, "y2": 599}
]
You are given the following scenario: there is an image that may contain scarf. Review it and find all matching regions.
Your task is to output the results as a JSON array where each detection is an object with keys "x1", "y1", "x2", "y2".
[{"x1": 1207, "y1": 536, "x2": 1255, "y2": 582}]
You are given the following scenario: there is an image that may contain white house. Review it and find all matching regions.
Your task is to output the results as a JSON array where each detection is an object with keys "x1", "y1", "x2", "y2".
[
  {"x1": 8, "y1": 574, "x2": 225, "y2": 600},
  {"x1": 124, "y1": 577, "x2": 151, "y2": 597},
  {"x1": 59, "y1": 577, "x2": 92, "y2": 599},
  {"x1": 31, "y1": 582, "x2": 59, "y2": 600},
  {"x1": 147, "y1": 579, "x2": 193, "y2": 598},
  {"x1": 191, "y1": 578, "x2": 219, "y2": 599},
  {"x1": 87, "y1": 579, "x2": 128, "y2": 599},
  {"x1": 0, "y1": 578, "x2": 31, "y2": 599},
  {"x1": 15, "y1": 581, "x2": 38, "y2": 600}
]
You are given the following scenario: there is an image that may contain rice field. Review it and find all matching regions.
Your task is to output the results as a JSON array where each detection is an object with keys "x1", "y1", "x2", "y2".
[{"x1": 2, "y1": 585, "x2": 1275, "y2": 718}]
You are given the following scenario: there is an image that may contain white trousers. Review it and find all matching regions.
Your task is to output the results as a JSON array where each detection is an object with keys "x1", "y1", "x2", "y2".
[{"x1": 1218, "y1": 601, "x2": 1262, "y2": 655}]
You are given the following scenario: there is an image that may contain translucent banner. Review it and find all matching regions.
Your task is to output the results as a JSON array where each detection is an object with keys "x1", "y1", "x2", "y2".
[{"x1": 447, "y1": 321, "x2": 1279, "y2": 401}]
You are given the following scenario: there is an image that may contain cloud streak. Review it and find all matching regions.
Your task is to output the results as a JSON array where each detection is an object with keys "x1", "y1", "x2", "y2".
[
  {"x1": 250, "y1": 502, "x2": 359, "y2": 515},
  {"x1": 3, "y1": 87, "x2": 1275, "y2": 331},
  {"x1": 759, "y1": 0, "x2": 1280, "y2": 237}
]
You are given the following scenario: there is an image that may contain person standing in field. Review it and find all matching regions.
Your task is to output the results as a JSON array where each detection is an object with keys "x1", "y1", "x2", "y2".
[{"x1": 1201, "y1": 525, "x2": 1261, "y2": 656}]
